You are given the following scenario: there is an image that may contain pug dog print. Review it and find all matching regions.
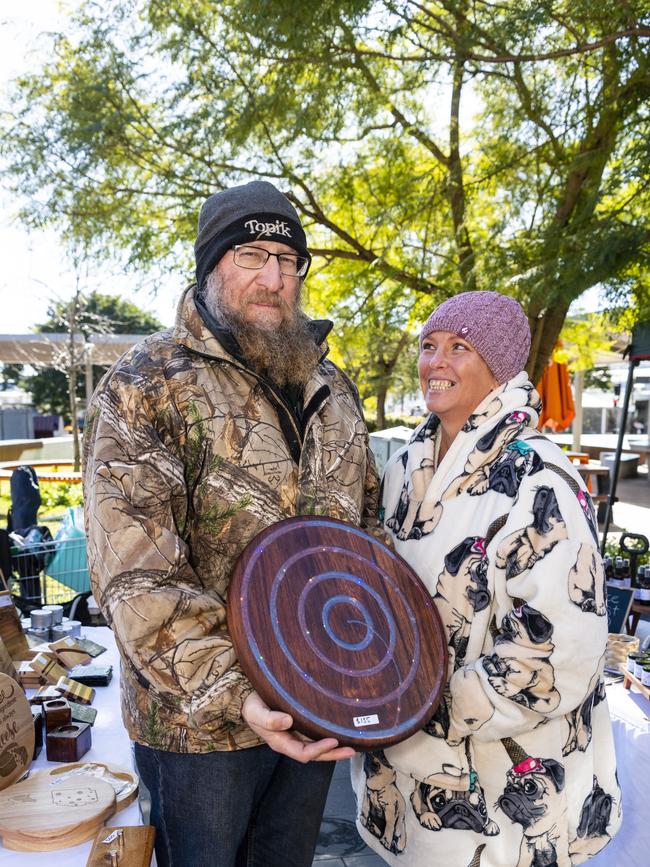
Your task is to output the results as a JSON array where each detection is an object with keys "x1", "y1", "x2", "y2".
[
  {"x1": 434, "y1": 536, "x2": 491, "y2": 671},
  {"x1": 411, "y1": 765, "x2": 499, "y2": 837},
  {"x1": 569, "y1": 776, "x2": 615, "y2": 859},
  {"x1": 563, "y1": 677, "x2": 606, "y2": 756},
  {"x1": 445, "y1": 412, "x2": 530, "y2": 498},
  {"x1": 385, "y1": 453, "x2": 442, "y2": 541},
  {"x1": 482, "y1": 604, "x2": 560, "y2": 713},
  {"x1": 496, "y1": 486, "x2": 568, "y2": 580},
  {"x1": 360, "y1": 750, "x2": 407, "y2": 855},
  {"x1": 462, "y1": 397, "x2": 503, "y2": 433},
  {"x1": 568, "y1": 543, "x2": 606, "y2": 616},
  {"x1": 497, "y1": 752, "x2": 566, "y2": 867},
  {"x1": 487, "y1": 441, "x2": 544, "y2": 498}
]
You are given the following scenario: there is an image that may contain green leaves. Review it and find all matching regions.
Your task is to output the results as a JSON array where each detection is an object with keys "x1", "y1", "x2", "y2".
[{"x1": 2, "y1": 0, "x2": 649, "y2": 403}]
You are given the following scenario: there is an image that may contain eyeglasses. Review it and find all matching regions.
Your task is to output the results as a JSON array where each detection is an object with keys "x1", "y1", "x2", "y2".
[{"x1": 232, "y1": 245, "x2": 310, "y2": 278}]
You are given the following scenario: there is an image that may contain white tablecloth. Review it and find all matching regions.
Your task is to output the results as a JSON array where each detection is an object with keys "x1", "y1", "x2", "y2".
[
  {"x1": 589, "y1": 679, "x2": 650, "y2": 866},
  {"x1": 0, "y1": 627, "x2": 144, "y2": 865}
]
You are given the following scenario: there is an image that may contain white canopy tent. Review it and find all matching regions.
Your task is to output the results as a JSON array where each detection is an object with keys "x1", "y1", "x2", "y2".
[{"x1": 0, "y1": 333, "x2": 149, "y2": 402}]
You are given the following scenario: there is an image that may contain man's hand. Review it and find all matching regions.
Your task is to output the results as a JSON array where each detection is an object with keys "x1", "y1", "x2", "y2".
[{"x1": 242, "y1": 691, "x2": 356, "y2": 763}]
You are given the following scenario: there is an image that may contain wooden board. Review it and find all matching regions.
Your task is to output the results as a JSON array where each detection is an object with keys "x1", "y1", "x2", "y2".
[
  {"x1": 228, "y1": 516, "x2": 448, "y2": 750},
  {"x1": 0, "y1": 671, "x2": 34, "y2": 790},
  {"x1": 86, "y1": 825, "x2": 155, "y2": 867},
  {"x1": 47, "y1": 761, "x2": 139, "y2": 812},
  {"x1": 0, "y1": 636, "x2": 18, "y2": 682},
  {"x1": 623, "y1": 669, "x2": 650, "y2": 701},
  {"x1": 0, "y1": 592, "x2": 30, "y2": 660},
  {"x1": 0, "y1": 771, "x2": 116, "y2": 851}
]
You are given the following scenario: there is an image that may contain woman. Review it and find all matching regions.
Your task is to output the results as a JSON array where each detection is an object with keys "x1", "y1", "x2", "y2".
[{"x1": 352, "y1": 291, "x2": 621, "y2": 867}]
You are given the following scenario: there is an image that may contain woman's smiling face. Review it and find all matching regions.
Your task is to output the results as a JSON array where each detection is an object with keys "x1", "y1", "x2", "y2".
[{"x1": 419, "y1": 330, "x2": 499, "y2": 429}]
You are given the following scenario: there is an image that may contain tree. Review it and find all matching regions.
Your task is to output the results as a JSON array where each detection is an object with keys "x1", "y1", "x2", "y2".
[{"x1": 2, "y1": 0, "x2": 649, "y2": 400}]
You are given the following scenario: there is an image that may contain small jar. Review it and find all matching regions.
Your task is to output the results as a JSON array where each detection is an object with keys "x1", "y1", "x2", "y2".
[
  {"x1": 633, "y1": 656, "x2": 650, "y2": 679},
  {"x1": 43, "y1": 604, "x2": 64, "y2": 625},
  {"x1": 30, "y1": 609, "x2": 53, "y2": 629},
  {"x1": 627, "y1": 651, "x2": 645, "y2": 673},
  {"x1": 67, "y1": 620, "x2": 82, "y2": 637}
]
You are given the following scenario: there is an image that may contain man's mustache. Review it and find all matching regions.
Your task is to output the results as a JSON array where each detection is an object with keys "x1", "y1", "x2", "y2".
[{"x1": 245, "y1": 292, "x2": 284, "y2": 309}]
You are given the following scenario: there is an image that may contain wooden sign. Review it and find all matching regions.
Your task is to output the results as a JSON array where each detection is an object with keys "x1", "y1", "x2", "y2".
[
  {"x1": 0, "y1": 671, "x2": 34, "y2": 790},
  {"x1": 228, "y1": 516, "x2": 447, "y2": 750},
  {"x1": 0, "y1": 771, "x2": 116, "y2": 851}
]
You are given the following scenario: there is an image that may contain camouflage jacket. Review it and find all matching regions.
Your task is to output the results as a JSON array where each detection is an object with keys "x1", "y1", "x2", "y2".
[{"x1": 83, "y1": 286, "x2": 382, "y2": 753}]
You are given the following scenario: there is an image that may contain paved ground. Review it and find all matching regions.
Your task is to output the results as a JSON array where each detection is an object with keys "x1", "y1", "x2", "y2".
[
  {"x1": 313, "y1": 470, "x2": 650, "y2": 865},
  {"x1": 314, "y1": 759, "x2": 383, "y2": 866}
]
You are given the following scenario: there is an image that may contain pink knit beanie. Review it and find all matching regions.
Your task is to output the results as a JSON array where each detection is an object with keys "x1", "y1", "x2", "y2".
[{"x1": 419, "y1": 291, "x2": 531, "y2": 384}]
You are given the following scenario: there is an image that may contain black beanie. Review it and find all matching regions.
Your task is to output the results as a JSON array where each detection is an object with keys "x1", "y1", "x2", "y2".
[{"x1": 194, "y1": 180, "x2": 310, "y2": 291}]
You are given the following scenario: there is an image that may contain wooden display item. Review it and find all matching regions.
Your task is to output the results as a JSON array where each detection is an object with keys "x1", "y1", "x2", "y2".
[
  {"x1": 17, "y1": 659, "x2": 46, "y2": 689},
  {"x1": 50, "y1": 636, "x2": 92, "y2": 668},
  {"x1": 30, "y1": 652, "x2": 68, "y2": 684},
  {"x1": 30, "y1": 684, "x2": 63, "y2": 704},
  {"x1": 0, "y1": 771, "x2": 116, "y2": 851},
  {"x1": 623, "y1": 669, "x2": 650, "y2": 701},
  {"x1": 32, "y1": 706, "x2": 43, "y2": 759},
  {"x1": 0, "y1": 671, "x2": 34, "y2": 790},
  {"x1": 56, "y1": 674, "x2": 96, "y2": 705},
  {"x1": 228, "y1": 516, "x2": 448, "y2": 750},
  {"x1": 0, "y1": 592, "x2": 30, "y2": 660},
  {"x1": 44, "y1": 697, "x2": 72, "y2": 733},
  {"x1": 0, "y1": 636, "x2": 17, "y2": 681},
  {"x1": 86, "y1": 825, "x2": 155, "y2": 867},
  {"x1": 46, "y1": 722, "x2": 92, "y2": 762},
  {"x1": 48, "y1": 761, "x2": 139, "y2": 812}
]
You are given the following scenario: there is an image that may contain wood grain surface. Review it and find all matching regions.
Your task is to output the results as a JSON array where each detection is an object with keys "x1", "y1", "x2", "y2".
[
  {"x1": 47, "y1": 761, "x2": 139, "y2": 812},
  {"x1": 0, "y1": 671, "x2": 34, "y2": 790},
  {"x1": 228, "y1": 516, "x2": 447, "y2": 749},
  {"x1": 85, "y1": 825, "x2": 155, "y2": 867},
  {"x1": 0, "y1": 771, "x2": 116, "y2": 850}
]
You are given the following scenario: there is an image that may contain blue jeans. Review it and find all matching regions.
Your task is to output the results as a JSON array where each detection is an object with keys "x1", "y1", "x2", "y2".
[{"x1": 134, "y1": 742, "x2": 334, "y2": 867}]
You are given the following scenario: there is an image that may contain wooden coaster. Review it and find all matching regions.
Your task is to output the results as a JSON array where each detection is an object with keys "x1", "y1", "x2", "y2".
[
  {"x1": 56, "y1": 675, "x2": 96, "y2": 705},
  {"x1": 228, "y1": 516, "x2": 447, "y2": 749},
  {"x1": 0, "y1": 672, "x2": 34, "y2": 790},
  {"x1": 0, "y1": 771, "x2": 116, "y2": 851},
  {"x1": 47, "y1": 761, "x2": 139, "y2": 812}
]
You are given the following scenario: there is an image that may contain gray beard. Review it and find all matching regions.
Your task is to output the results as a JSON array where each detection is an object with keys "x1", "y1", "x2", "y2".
[{"x1": 203, "y1": 272, "x2": 321, "y2": 388}]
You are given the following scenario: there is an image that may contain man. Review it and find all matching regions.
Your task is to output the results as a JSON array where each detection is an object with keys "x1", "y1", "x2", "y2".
[{"x1": 83, "y1": 180, "x2": 383, "y2": 867}]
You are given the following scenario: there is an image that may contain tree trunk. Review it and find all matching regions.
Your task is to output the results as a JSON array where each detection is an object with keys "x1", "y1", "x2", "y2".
[
  {"x1": 448, "y1": 53, "x2": 477, "y2": 292},
  {"x1": 68, "y1": 363, "x2": 81, "y2": 472},
  {"x1": 376, "y1": 383, "x2": 387, "y2": 430},
  {"x1": 528, "y1": 297, "x2": 571, "y2": 385}
]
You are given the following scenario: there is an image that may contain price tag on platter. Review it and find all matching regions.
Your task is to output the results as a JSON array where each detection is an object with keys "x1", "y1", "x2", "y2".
[{"x1": 228, "y1": 516, "x2": 447, "y2": 750}]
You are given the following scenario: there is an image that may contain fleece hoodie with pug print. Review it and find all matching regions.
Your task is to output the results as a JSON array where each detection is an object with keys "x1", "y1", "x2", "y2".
[{"x1": 351, "y1": 372, "x2": 621, "y2": 867}]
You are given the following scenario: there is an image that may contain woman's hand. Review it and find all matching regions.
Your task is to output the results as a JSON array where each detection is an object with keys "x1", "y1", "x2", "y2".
[{"x1": 242, "y1": 691, "x2": 356, "y2": 763}]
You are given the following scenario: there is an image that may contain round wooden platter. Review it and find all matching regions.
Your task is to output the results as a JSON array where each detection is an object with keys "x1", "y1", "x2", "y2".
[
  {"x1": 45, "y1": 760, "x2": 139, "y2": 812},
  {"x1": 228, "y1": 516, "x2": 448, "y2": 750},
  {"x1": 0, "y1": 771, "x2": 116, "y2": 851},
  {"x1": 0, "y1": 671, "x2": 34, "y2": 791}
]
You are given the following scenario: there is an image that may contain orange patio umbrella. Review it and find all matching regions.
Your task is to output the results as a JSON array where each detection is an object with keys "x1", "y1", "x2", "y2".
[{"x1": 536, "y1": 360, "x2": 575, "y2": 432}]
